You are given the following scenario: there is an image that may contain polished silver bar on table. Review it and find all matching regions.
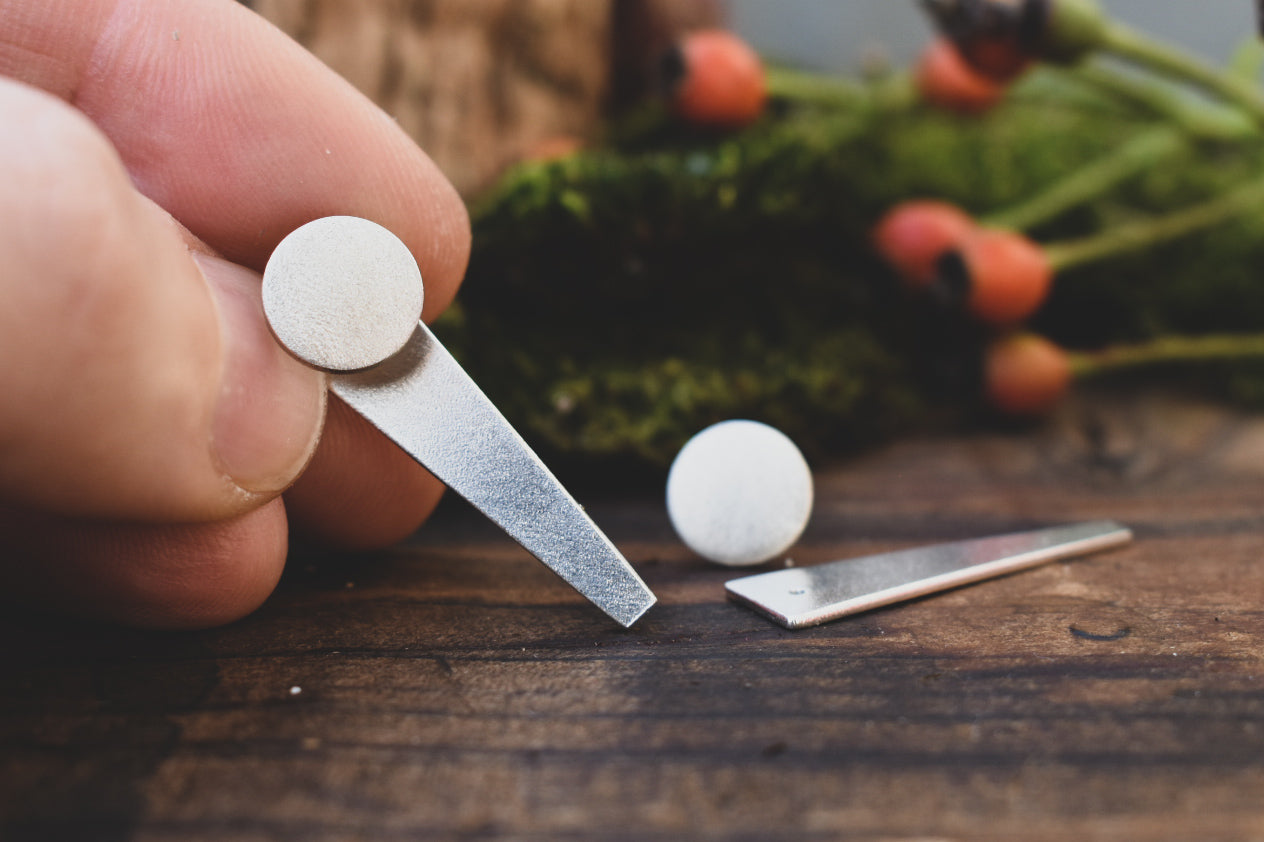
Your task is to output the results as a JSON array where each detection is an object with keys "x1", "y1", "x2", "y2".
[{"x1": 725, "y1": 520, "x2": 1132, "y2": 629}]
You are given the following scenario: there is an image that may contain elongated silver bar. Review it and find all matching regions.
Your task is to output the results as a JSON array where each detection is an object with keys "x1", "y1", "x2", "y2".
[
  {"x1": 332, "y1": 322, "x2": 656, "y2": 628},
  {"x1": 725, "y1": 520, "x2": 1132, "y2": 629},
  {"x1": 263, "y1": 216, "x2": 655, "y2": 628}
]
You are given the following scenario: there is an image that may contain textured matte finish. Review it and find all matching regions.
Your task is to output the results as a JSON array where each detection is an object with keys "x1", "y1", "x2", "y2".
[
  {"x1": 726, "y1": 520, "x2": 1134, "y2": 628},
  {"x1": 666, "y1": 420, "x2": 814, "y2": 566},
  {"x1": 262, "y1": 216, "x2": 425, "y2": 372},
  {"x1": 333, "y1": 323, "x2": 656, "y2": 628}
]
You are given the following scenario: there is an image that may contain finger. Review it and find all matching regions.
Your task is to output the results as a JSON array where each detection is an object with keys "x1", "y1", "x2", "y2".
[
  {"x1": 0, "y1": 78, "x2": 325, "y2": 521},
  {"x1": 0, "y1": 499, "x2": 290, "y2": 629},
  {"x1": 1, "y1": 0, "x2": 470, "y2": 320},
  {"x1": 283, "y1": 397, "x2": 447, "y2": 550},
  {"x1": 2, "y1": 0, "x2": 469, "y2": 549}
]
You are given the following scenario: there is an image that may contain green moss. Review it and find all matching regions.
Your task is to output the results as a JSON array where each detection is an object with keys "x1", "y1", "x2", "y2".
[{"x1": 448, "y1": 64, "x2": 1264, "y2": 477}]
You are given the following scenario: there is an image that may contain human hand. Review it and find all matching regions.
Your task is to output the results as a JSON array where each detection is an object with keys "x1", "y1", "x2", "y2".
[{"x1": 0, "y1": 0, "x2": 470, "y2": 628}]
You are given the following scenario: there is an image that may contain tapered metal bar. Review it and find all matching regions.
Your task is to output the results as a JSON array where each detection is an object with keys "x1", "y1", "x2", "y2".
[
  {"x1": 332, "y1": 322, "x2": 656, "y2": 628},
  {"x1": 726, "y1": 520, "x2": 1132, "y2": 629}
]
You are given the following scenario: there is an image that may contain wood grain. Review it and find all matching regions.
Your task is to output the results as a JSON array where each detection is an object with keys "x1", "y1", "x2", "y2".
[
  {"x1": 244, "y1": 0, "x2": 617, "y2": 197},
  {"x1": 244, "y1": 0, "x2": 722, "y2": 196},
  {"x1": 2, "y1": 390, "x2": 1262, "y2": 841}
]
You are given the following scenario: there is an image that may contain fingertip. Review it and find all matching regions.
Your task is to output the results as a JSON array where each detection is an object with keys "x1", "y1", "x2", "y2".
[
  {"x1": 284, "y1": 398, "x2": 446, "y2": 550},
  {"x1": 0, "y1": 93, "x2": 323, "y2": 523},
  {"x1": 159, "y1": 501, "x2": 292, "y2": 629},
  {"x1": 399, "y1": 171, "x2": 471, "y2": 324},
  {"x1": 196, "y1": 252, "x2": 328, "y2": 498},
  {"x1": 0, "y1": 500, "x2": 291, "y2": 630},
  {"x1": 6, "y1": 0, "x2": 473, "y2": 319},
  {"x1": 66, "y1": 0, "x2": 472, "y2": 319}
]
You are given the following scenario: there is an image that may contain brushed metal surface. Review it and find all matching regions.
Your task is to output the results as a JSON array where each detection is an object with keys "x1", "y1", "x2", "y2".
[
  {"x1": 726, "y1": 521, "x2": 1133, "y2": 629},
  {"x1": 263, "y1": 217, "x2": 656, "y2": 627},
  {"x1": 331, "y1": 323, "x2": 655, "y2": 627}
]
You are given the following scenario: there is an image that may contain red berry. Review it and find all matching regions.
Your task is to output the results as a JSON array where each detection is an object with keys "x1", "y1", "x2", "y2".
[
  {"x1": 668, "y1": 30, "x2": 767, "y2": 128},
  {"x1": 915, "y1": 38, "x2": 1008, "y2": 115},
  {"x1": 872, "y1": 200, "x2": 977, "y2": 287},
  {"x1": 984, "y1": 332, "x2": 1071, "y2": 415},
  {"x1": 949, "y1": 228, "x2": 1053, "y2": 325},
  {"x1": 957, "y1": 34, "x2": 1031, "y2": 82}
]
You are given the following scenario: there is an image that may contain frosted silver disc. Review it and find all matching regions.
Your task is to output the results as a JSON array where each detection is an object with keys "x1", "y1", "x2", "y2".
[
  {"x1": 666, "y1": 420, "x2": 814, "y2": 566},
  {"x1": 262, "y1": 216, "x2": 424, "y2": 372}
]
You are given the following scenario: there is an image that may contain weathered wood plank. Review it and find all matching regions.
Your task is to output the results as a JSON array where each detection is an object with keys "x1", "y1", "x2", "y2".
[{"x1": 1, "y1": 392, "x2": 1262, "y2": 841}]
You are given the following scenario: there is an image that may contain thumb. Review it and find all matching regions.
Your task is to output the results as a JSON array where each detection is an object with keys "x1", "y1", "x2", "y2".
[{"x1": 0, "y1": 77, "x2": 325, "y2": 521}]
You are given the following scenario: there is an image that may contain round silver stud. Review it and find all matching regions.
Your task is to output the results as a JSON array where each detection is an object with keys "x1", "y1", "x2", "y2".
[
  {"x1": 262, "y1": 216, "x2": 424, "y2": 372},
  {"x1": 666, "y1": 420, "x2": 814, "y2": 567}
]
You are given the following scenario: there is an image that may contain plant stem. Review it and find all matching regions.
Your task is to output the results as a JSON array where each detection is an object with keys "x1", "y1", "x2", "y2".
[
  {"x1": 1074, "y1": 61, "x2": 1255, "y2": 141},
  {"x1": 764, "y1": 66, "x2": 916, "y2": 111},
  {"x1": 981, "y1": 124, "x2": 1185, "y2": 232},
  {"x1": 1069, "y1": 333, "x2": 1264, "y2": 378},
  {"x1": 764, "y1": 66, "x2": 866, "y2": 105},
  {"x1": 1099, "y1": 20, "x2": 1264, "y2": 122},
  {"x1": 1044, "y1": 175, "x2": 1264, "y2": 271}
]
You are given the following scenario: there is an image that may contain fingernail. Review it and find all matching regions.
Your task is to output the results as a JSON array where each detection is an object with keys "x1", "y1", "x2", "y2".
[{"x1": 197, "y1": 253, "x2": 327, "y2": 495}]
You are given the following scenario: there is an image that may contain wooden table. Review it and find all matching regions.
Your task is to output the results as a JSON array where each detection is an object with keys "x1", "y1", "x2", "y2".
[{"x1": 3, "y1": 390, "x2": 1263, "y2": 841}]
